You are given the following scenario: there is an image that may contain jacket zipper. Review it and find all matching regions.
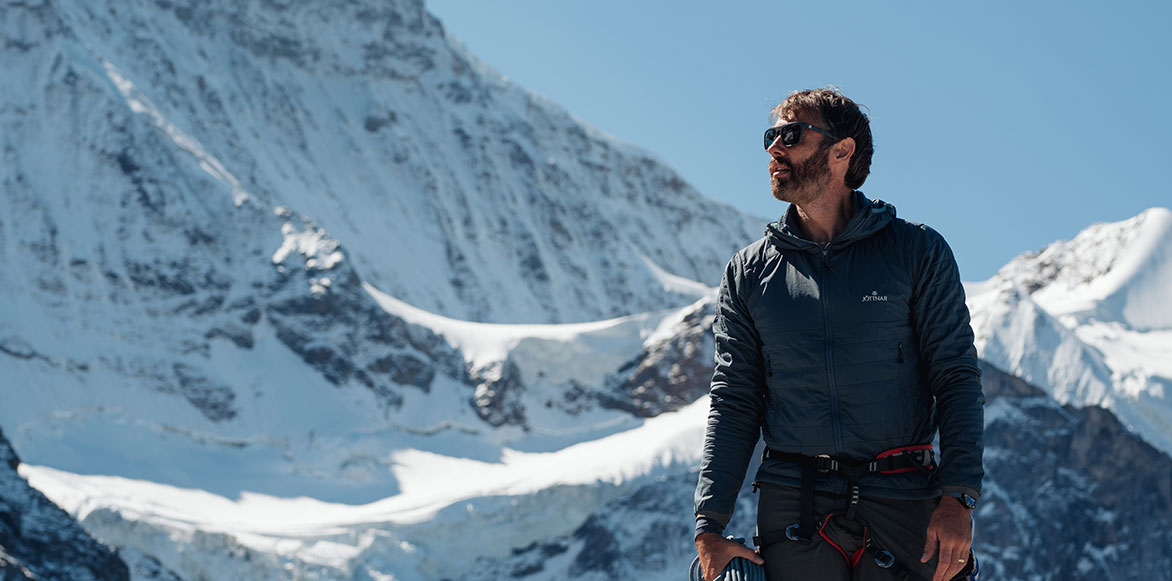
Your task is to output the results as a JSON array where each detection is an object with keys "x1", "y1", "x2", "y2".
[
  {"x1": 821, "y1": 247, "x2": 843, "y2": 456},
  {"x1": 898, "y1": 342, "x2": 907, "y2": 432}
]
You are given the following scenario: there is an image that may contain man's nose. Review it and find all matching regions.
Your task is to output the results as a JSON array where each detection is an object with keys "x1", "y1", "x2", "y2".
[{"x1": 767, "y1": 138, "x2": 788, "y2": 158}]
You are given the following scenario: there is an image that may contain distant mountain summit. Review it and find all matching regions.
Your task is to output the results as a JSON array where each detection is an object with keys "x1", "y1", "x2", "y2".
[
  {"x1": 983, "y1": 208, "x2": 1172, "y2": 330},
  {"x1": 968, "y1": 207, "x2": 1172, "y2": 454}
]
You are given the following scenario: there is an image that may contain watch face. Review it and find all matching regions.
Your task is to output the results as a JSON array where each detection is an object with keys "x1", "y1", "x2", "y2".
[{"x1": 959, "y1": 494, "x2": 978, "y2": 509}]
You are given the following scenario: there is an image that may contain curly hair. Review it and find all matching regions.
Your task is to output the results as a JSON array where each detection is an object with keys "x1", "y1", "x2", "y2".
[{"x1": 771, "y1": 87, "x2": 873, "y2": 189}]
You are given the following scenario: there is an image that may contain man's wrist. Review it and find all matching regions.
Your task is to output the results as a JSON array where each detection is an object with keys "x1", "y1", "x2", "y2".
[
  {"x1": 695, "y1": 516, "x2": 724, "y2": 540},
  {"x1": 943, "y1": 491, "x2": 979, "y2": 509}
]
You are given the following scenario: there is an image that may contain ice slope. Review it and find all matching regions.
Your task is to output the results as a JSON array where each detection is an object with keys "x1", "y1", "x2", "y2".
[
  {"x1": 21, "y1": 396, "x2": 713, "y2": 581},
  {"x1": 967, "y1": 207, "x2": 1172, "y2": 455}
]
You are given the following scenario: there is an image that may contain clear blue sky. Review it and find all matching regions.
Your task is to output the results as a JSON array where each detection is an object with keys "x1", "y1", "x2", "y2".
[{"x1": 426, "y1": 0, "x2": 1171, "y2": 281}]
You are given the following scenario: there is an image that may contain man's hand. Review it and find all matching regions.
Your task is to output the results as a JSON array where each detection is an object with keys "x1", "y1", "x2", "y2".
[
  {"x1": 695, "y1": 532, "x2": 764, "y2": 581},
  {"x1": 920, "y1": 499, "x2": 973, "y2": 581}
]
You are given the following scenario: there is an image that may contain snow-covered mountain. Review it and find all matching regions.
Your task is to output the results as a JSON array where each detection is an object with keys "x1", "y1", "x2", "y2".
[
  {"x1": 967, "y1": 208, "x2": 1172, "y2": 455},
  {"x1": 0, "y1": 0, "x2": 758, "y2": 503},
  {"x1": 3, "y1": 0, "x2": 759, "y2": 327},
  {"x1": 2, "y1": 0, "x2": 1171, "y2": 579}
]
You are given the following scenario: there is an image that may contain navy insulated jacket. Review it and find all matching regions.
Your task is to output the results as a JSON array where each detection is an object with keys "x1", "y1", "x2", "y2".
[{"x1": 694, "y1": 191, "x2": 984, "y2": 529}]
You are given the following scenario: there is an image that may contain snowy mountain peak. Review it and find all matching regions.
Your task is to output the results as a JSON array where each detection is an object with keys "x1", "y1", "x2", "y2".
[
  {"x1": 981, "y1": 207, "x2": 1172, "y2": 330},
  {"x1": 967, "y1": 206, "x2": 1172, "y2": 457}
]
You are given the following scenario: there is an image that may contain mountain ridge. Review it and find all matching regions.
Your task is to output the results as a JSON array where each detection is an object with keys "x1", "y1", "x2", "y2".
[{"x1": 968, "y1": 206, "x2": 1172, "y2": 456}]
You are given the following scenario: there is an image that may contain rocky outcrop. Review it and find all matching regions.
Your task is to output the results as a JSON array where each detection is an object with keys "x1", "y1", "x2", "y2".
[
  {"x1": 978, "y1": 361, "x2": 1172, "y2": 580},
  {"x1": 600, "y1": 301, "x2": 716, "y2": 417},
  {"x1": 265, "y1": 250, "x2": 469, "y2": 409},
  {"x1": 0, "y1": 428, "x2": 129, "y2": 581}
]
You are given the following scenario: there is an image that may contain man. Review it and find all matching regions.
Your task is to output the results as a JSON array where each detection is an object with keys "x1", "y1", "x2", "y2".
[{"x1": 693, "y1": 88, "x2": 984, "y2": 581}]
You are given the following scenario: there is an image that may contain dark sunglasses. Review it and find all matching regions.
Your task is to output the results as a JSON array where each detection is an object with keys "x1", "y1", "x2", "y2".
[{"x1": 763, "y1": 122, "x2": 837, "y2": 150}]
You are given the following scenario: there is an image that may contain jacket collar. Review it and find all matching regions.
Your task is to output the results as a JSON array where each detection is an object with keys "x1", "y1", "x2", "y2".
[{"x1": 766, "y1": 190, "x2": 896, "y2": 251}]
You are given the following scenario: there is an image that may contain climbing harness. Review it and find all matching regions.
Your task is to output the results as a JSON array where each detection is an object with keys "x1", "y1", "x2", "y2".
[
  {"x1": 747, "y1": 444, "x2": 978, "y2": 579},
  {"x1": 752, "y1": 510, "x2": 980, "y2": 580},
  {"x1": 760, "y1": 444, "x2": 936, "y2": 543},
  {"x1": 692, "y1": 446, "x2": 976, "y2": 579}
]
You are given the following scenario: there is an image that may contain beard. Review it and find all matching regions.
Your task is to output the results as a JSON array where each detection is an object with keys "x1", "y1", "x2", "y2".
[{"x1": 770, "y1": 145, "x2": 832, "y2": 206}]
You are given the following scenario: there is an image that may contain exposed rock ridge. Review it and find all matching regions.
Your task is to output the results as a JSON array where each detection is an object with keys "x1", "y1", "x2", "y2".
[{"x1": 0, "y1": 427, "x2": 130, "y2": 581}]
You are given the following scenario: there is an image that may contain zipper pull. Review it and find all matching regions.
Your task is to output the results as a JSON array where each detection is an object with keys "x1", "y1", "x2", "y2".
[{"x1": 897, "y1": 342, "x2": 904, "y2": 363}]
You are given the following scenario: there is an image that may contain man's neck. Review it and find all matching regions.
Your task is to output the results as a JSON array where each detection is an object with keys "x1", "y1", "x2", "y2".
[{"x1": 792, "y1": 186, "x2": 855, "y2": 246}]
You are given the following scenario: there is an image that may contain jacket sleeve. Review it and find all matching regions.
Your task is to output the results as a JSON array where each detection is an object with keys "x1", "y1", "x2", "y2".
[
  {"x1": 694, "y1": 252, "x2": 766, "y2": 531},
  {"x1": 911, "y1": 226, "x2": 985, "y2": 499}
]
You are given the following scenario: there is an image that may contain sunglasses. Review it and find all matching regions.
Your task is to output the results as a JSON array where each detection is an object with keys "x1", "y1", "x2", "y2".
[{"x1": 763, "y1": 122, "x2": 837, "y2": 150}]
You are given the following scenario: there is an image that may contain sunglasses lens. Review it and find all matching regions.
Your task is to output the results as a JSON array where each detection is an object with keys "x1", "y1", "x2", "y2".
[
  {"x1": 764, "y1": 124, "x2": 802, "y2": 149},
  {"x1": 781, "y1": 124, "x2": 802, "y2": 146}
]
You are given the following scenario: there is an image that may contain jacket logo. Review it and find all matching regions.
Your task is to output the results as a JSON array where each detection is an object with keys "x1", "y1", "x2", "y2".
[{"x1": 861, "y1": 290, "x2": 889, "y2": 302}]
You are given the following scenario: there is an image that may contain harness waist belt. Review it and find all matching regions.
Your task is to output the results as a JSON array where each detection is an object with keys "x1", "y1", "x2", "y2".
[
  {"x1": 761, "y1": 444, "x2": 936, "y2": 477},
  {"x1": 760, "y1": 445, "x2": 936, "y2": 544}
]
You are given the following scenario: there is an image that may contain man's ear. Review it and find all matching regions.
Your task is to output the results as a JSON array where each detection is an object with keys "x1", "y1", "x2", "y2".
[{"x1": 833, "y1": 137, "x2": 856, "y2": 162}]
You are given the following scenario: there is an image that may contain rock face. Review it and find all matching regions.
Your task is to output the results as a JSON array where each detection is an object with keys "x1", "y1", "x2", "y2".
[
  {"x1": 0, "y1": 428, "x2": 129, "y2": 581},
  {"x1": 459, "y1": 471, "x2": 762, "y2": 581},
  {"x1": 977, "y1": 361, "x2": 1172, "y2": 580},
  {"x1": 599, "y1": 301, "x2": 716, "y2": 418}
]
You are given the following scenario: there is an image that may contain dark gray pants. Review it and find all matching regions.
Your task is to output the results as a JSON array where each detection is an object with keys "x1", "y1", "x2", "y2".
[{"x1": 756, "y1": 483, "x2": 955, "y2": 581}]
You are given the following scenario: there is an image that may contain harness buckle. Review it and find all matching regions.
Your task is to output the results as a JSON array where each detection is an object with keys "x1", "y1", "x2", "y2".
[{"x1": 814, "y1": 454, "x2": 837, "y2": 473}]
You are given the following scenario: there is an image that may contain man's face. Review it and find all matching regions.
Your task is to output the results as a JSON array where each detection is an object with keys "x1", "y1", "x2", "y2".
[{"x1": 768, "y1": 112, "x2": 833, "y2": 206}]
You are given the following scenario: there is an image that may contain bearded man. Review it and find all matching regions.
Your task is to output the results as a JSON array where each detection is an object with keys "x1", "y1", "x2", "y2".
[{"x1": 693, "y1": 88, "x2": 984, "y2": 581}]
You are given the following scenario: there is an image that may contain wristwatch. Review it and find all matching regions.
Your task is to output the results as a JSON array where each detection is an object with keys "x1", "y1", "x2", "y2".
[{"x1": 946, "y1": 492, "x2": 978, "y2": 509}]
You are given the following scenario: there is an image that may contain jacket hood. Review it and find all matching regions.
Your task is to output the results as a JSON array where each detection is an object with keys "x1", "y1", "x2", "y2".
[{"x1": 766, "y1": 190, "x2": 896, "y2": 251}]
